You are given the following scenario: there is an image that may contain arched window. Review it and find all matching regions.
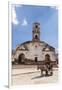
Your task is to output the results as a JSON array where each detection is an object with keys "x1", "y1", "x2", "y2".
[{"x1": 35, "y1": 35, "x2": 38, "y2": 39}]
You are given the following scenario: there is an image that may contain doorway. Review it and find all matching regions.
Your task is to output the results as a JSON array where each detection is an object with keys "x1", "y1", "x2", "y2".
[
  {"x1": 18, "y1": 53, "x2": 25, "y2": 64},
  {"x1": 35, "y1": 57, "x2": 38, "y2": 62}
]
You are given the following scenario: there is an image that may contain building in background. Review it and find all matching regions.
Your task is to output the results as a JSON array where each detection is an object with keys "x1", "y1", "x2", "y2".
[{"x1": 12, "y1": 22, "x2": 58, "y2": 66}]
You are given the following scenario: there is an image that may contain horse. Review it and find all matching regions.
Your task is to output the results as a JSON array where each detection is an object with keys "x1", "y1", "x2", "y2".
[{"x1": 37, "y1": 64, "x2": 53, "y2": 76}]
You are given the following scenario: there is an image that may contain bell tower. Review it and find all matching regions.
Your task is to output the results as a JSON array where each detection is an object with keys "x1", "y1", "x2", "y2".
[{"x1": 32, "y1": 22, "x2": 40, "y2": 41}]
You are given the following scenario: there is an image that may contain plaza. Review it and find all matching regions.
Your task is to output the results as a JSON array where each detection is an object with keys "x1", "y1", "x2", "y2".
[{"x1": 12, "y1": 65, "x2": 58, "y2": 85}]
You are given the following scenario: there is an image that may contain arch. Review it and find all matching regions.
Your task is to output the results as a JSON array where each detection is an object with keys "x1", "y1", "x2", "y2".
[
  {"x1": 35, "y1": 25, "x2": 38, "y2": 28},
  {"x1": 45, "y1": 54, "x2": 51, "y2": 63},
  {"x1": 35, "y1": 34, "x2": 38, "y2": 39},
  {"x1": 18, "y1": 53, "x2": 25, "y2": 64}
]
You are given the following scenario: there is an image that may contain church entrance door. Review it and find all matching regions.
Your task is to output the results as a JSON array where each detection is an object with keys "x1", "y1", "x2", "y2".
[{"x1": 35, "y1": 57, "x2": 38, "y2": 62}]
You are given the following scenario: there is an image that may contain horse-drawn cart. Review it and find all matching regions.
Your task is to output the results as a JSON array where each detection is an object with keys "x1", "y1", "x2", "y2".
[{"x1": 37, "y1": 64, "x2": 53, "y2": 76}]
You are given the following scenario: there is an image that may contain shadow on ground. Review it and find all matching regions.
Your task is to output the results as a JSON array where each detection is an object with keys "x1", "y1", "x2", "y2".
[
  {"x1": 32, "y1": 75, "x2": 44, "y2": 79},
  {"x1": 32, "y1": 74, "x2": 52, "y2": 80},
  {"x1": 12, "y1": 71, "x2": 39, "y2": 76}
]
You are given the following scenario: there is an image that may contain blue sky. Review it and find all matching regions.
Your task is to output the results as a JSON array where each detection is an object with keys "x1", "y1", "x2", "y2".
[{"x1": 12, "y1": 5, "x2": 58, "y2": 50}]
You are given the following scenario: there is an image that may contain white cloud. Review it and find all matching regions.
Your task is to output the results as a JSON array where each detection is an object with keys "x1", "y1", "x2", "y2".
[
  {"x1": 12, "y1": 5, "x2": 19, "y2": 25},
  {"x1": 12, "y1": 5, "x2": 27, "y2": 26},
  {"x1": 22, "y1": 19, "x2": 28, "y2": 26}
]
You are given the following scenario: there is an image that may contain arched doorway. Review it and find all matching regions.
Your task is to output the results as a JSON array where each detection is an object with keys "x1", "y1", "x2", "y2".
[
  {"x1": 18, "y1": 53, "x2": 25, "y2": 64},
  {"x1": 35, "y1": 57, "x2": 38, "y2": 62},
  {"x1": 45, "y1": 54, "x2": 51, "y2": 63}
]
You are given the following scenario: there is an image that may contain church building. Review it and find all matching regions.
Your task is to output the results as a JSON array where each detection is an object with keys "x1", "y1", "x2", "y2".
[{"x1": 12, "y1": 22, "x2": 57, "y2": 65}]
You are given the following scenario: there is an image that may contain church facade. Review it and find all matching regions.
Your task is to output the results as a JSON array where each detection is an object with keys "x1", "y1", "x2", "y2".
[{"x1": 12, "y1": 22, "x2": 57, "y2": 65}]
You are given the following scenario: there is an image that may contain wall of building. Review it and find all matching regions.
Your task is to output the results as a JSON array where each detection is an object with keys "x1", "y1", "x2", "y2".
[{"x1": 14, "y1": 42, "x2": 56, "y2": 62}]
